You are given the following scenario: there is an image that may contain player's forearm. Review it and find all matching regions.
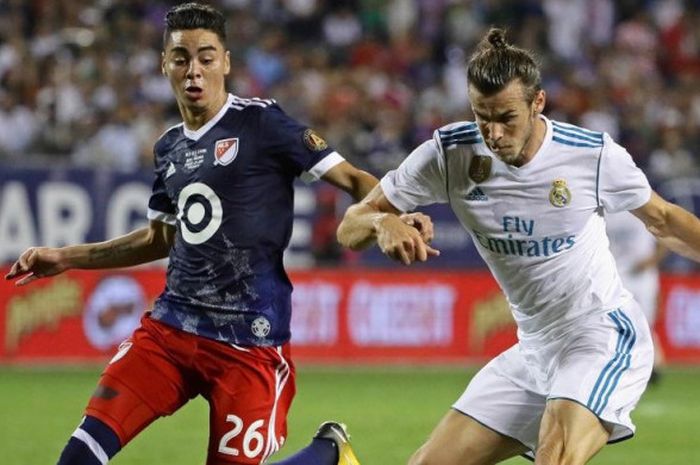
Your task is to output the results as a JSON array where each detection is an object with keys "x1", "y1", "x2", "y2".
[
  {"x1": 654, "y1": 204, "x2": 700, "y2": 263},
  {"x1": 348, "y1": 170, "x2": 379, "y2": 202},
  {"x1": 60, "y1": 227, "x2": 171, "y2": 270},
  {"x1": 337, "y1": 203, "x2": 393, "y2": 250}
]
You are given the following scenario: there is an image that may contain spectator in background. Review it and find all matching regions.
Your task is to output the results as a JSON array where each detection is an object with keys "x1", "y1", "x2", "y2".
[
  {"x1": 0, "y1": 91, "x2": 38, "y2": 158},
  {"x1": 648, "y1": 123, "x2": 698, "y2": 184},
  {"x1": 2, "y1": 0, "x2": 698, "y2": 176}
]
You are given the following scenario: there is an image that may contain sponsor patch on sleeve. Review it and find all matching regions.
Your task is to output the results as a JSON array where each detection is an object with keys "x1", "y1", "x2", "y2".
[{"x1": 303, "y1": 129, "x2": 328, "y2": 151}]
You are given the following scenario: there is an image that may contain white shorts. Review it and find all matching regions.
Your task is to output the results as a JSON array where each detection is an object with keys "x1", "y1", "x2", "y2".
[{"x1": 453, "y1": 303, "x2": 654, "y2": 457}]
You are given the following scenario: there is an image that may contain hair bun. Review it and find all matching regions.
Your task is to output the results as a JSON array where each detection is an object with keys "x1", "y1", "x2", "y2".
[{"x1": 487, "y1": 28, "x2": 508, "y2": 50}]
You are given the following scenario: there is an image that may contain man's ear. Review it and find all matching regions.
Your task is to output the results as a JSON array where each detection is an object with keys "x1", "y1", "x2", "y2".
[
  {"x1": 161, "y1": 52, "x2": 166, "y2": 76},
  {"x1": 532, "y1": 89, "x2": 546, "y2": 115},
  {"x1": 224, "y1": 50, "x2": 231, "y2": 76}
]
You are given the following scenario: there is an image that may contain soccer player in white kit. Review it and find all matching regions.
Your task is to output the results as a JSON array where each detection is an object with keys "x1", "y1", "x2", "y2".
[
  {"x1": 337, "y1": 28, "x2": 700, "y2": 465},
  {"x1": 606, "y1": 211, "x2": 666, "y2": 382}
]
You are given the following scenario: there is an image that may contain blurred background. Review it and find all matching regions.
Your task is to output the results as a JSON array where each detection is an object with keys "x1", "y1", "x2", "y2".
[{"x1": 1, "y1": 1, "x2": 699, "y2": 463}]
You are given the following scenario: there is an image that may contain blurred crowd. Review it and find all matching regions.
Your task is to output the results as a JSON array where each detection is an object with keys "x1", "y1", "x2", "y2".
[{"x1": 0, "y1": 0, "x2": 698, "y2": 184}]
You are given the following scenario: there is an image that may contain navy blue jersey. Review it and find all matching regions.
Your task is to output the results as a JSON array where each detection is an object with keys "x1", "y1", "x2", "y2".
[{"x1": 146, "y1": 94, "x2": 343, "y2": 346}]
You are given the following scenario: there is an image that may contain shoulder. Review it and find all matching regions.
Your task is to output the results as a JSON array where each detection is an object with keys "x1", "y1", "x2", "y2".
[
  {"x1": 435, "y1": 121, "x2": 483, "y2": 148},
  {"x1": 550, "y1": 119, "x2": 605, "y2": 149},
  {"x1": 154, "y1": 123, "x2": 184, "y2": 156},
  {"x1": 230, "y1": 95, "x2": 278, "y2": 112},
  {"x1": 230, "y1": 95, "x2": 303, "y2": 130}
]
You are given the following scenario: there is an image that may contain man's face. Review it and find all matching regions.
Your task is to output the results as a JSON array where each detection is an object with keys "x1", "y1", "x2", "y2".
[
  {"x1": 469, "y1": 80, "x2": 544, "y2": 166},
  {"x1": 162, "y1": 28, "x2": 230, "y2": 116}
]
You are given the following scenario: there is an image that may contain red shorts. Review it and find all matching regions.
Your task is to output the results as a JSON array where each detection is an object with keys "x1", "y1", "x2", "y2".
[{"x1": 85, "y1": 315, "x2": 296, "y2": 465}]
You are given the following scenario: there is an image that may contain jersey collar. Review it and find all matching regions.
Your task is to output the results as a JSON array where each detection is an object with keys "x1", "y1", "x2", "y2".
[{"x1": 182, "y1": 93, "x2": 235, "y2": 141}]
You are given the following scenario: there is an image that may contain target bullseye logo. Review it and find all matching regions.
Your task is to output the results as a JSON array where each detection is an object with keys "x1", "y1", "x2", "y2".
[{"x1": 177, "y1": 182, "x2": 222, "y2": 244}]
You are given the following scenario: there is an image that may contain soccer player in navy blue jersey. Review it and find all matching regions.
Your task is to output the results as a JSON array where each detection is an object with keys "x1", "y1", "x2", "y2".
[{"x1": 5, "y1": 3, "x2": 430, "y2": 465}]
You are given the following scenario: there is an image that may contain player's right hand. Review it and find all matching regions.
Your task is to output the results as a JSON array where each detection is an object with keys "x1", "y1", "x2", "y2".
[
  {"x1": 5, "y1": 247, "x2": 67, "y2": 286},
  {"x1": 376, "y1": 214, "x2": 440, "y2": 265}
]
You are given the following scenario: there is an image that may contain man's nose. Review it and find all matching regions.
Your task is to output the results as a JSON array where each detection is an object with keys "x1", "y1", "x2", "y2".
[
  {"x1": 187, "y1": 61, "x2": 202, "y2": 78},
  {"x1": 487, "y1": 123, "x2": 504, "y2": 141}
]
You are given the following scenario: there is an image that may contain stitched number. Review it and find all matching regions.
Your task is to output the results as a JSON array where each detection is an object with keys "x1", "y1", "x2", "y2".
[
  {"x1": 243, "y1": 419, "x2": 265, "y2": 458},
  {"x1": 218, "y1": 415, "x2": 266, "y2": 458},
  {"x1": 218, "y1": 415, "x2": 243, "y2": 456}
]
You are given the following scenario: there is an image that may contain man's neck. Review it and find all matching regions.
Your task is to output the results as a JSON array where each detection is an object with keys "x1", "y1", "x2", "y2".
[
  {"x1": 516, "y1": 116, "x2": 546, "y2": 167},
  {"x1": 181, "y1": 92, "x2": 229, "y2": 131}
]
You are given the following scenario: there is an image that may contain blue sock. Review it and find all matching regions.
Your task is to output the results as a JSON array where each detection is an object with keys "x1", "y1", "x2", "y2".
[
  {"x1": 56, "y1": 416, "x2": 121, "y2": 465},
  {"x1": 270, "y1": 438, "x2": 338, "y2": 465}
]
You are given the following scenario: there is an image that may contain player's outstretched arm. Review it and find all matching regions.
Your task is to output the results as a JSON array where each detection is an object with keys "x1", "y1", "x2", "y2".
[
  {"x1": 633, "y1": 191, "x2": 700, "y2": 263},
  {"x1": 5, "y1": 220, "x2": 175, "y2": 286},
  {"x1": 320, "y1": 160, "x2": 378, "y2": 201},
  {"x1": 337, "y1": 184, "x2": 440, "y2": 265}
]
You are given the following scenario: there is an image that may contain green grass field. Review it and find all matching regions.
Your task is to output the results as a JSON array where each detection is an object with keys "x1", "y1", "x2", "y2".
[{"x1": 1, "y1": 366, "x2": 699, "y2": 464}]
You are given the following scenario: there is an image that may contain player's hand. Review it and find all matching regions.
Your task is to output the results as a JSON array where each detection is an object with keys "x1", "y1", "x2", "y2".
[
  {"x1": 376, "y1": 215, "x2": 440, "y2": 265},
  {"x1": 4, "y1": 247, "x2": 68, "y2": 286},
  {"x1": 399, "y1": 212, "x2": 434, "y2": 244}
]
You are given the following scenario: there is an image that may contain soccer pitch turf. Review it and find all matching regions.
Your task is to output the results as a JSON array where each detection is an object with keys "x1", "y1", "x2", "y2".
[{"x1": 1, "y1": 366, "x2": 699, "y2": 464}]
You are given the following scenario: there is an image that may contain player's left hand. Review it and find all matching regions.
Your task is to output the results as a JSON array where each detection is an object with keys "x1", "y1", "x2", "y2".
[{"x1": 399, "y1": 212, "x2": 434, "y2": 244}]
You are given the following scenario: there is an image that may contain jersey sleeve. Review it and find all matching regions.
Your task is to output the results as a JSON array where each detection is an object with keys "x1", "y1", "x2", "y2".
[
  {"x1": 259, "y1": 104, "x2": 343, "y2": 183},
  {"x1": 597, "y1": 134, "x2": 652, "y2": 213},
  {"x1": 146, "y1": 149, "x2": 177, "y2": 225},
  {"x1": 380, "y1": 136, "x2": 448, "y2": 213}
]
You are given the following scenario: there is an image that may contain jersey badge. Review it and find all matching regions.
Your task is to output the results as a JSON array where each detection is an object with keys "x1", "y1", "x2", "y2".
[
  {"x1": 469, "y1": 155, "x2": 492, "y2": 183},
  {"x1": 303, "y1": 129, "x2": 328, "y2": 151},
  {"x1": 214, "y1": 138, "x2": 240, "y2": 166},
  {"x1": 549, "y1": 179, "x2": 572, "y2": 208},
  {"x1": 251, "y1": 316, "x2": 271, "y2": 338}
]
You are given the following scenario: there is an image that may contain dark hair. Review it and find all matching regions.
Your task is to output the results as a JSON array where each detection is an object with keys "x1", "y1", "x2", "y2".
[
  {"x1": 467, "y1": 28, "x2": 541, "y2": 102},
  {"x1": 163, "y1": 2, "x2": 226, "y2": 47}
]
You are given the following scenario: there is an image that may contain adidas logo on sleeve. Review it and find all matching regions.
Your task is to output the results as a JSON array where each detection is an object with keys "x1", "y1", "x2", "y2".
[{"x1": 466, "y1": 187, "x2": 488, "y2": 201}]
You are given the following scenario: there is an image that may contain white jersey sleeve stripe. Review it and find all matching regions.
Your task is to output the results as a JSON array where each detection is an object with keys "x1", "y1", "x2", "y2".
[
  {"x1": 300, "y1": 151, "x2": 344, "y2": 183},
  {"x1": 552, "y1": 121, "x2": 603, "y2": 139},
  {"x1": 147, "y1": 208, "x2": 177, "y2": 225},
  {"x1": 552, "y1": 136, "x2": 603, "y2": 149},
  {"x1": 552, "y1": 126, "x2": 603, "y2": 145}
]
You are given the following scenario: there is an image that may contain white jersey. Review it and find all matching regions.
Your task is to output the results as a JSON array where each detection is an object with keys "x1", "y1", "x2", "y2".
[{"x1": 381, "y1": 115, "x2": 652, "y2": 342}]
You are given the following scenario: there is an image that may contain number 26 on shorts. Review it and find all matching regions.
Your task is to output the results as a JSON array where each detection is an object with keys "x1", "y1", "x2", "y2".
[{"x1": 218, "y1": 414, "x2": 266, "y2": 458}]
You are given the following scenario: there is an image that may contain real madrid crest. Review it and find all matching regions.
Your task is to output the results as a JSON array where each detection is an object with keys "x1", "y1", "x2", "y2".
[
  {"x1": 549, "y1": 179, "x2": 571, "y2": 208},
  {"x1": 469, "y1": 155, "x2": 492, "y2": 183}
]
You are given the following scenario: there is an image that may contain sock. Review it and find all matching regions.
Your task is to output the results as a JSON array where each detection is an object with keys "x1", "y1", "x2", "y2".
[
  {"x1": 56, "y1": 416, "x2": 121, "y2": 465},
  {"x1": 270, "y1": 438, "x2": 338, "y2": 465}
]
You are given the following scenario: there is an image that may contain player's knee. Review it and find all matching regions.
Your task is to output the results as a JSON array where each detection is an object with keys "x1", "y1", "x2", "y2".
[
  {"x1": 408, "y1": 444, "x2": 438, "y2": 465},
  {"x1": 535, "y1": 438, "x2": 585, "y2": 465},
  {"x1": 408, "y1": 443, "x2": 485, "y2": 465}
]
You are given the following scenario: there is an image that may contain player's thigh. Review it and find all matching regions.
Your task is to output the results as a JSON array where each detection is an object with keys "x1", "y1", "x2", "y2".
[
  {"x1": 549, "y1": 306, "x2": 653, "y2": 443},
  {"x1": 205, "y1": 344, "x2": 296, "y2": 465},
  {"x1": 85, "y1": 318, "x2": 196, "y2": 446},
  {"x1": 409, "y1": 409, "x2": 527, "y2": 465},
  {"x1": 536, "y1": 399, "x2": 609, "y2": 465},
  {"x1": 454, "y1": 346, "x2": 547, "y2": 453}
]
